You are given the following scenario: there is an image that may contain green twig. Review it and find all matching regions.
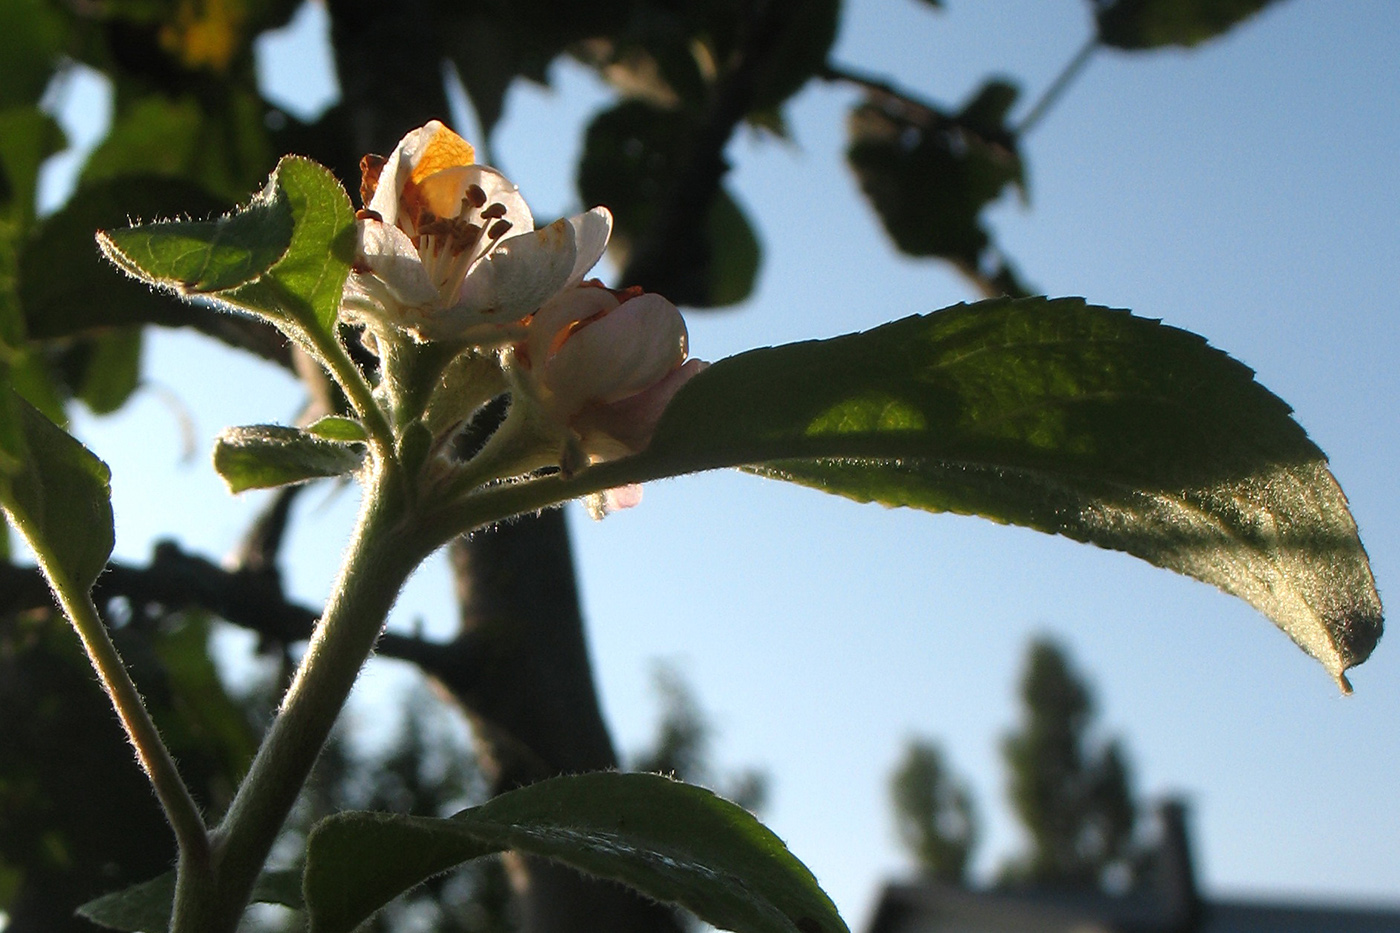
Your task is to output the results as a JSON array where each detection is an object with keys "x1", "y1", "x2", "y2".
[
  {"x1": 171, "y1": 457, "x2": 429, "y2": 932},
  {"x1": 46, "y1": 575, "x2": 211, "y2": 866},
  {"x1": 304, "y1": 323, "x2": 398, "y2": 460},
  {"x1": 1016, "y1": 34, "x2": 1099, "y2": 136}
]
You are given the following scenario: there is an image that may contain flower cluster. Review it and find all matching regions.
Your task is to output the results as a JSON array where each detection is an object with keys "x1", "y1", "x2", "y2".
[{"x1": 340, "y1": 121, "x2": 704, "y2": 488}]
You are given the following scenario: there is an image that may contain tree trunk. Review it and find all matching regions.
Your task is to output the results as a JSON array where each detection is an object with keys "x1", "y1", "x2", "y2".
[{"x1": 449, "y1": 512, "x2": 685, "y2": 933}]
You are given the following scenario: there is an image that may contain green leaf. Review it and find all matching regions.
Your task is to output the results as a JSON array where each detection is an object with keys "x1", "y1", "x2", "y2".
[
  {"x1": 77, "y1": 871, "x2": 174, "y2": 933},
  {"x1": 150, "y1": 612, "x2": 259, "y2": 780},
  {"x1": 76, "y1": 328, "x2": 143, "y2": 415},
  {"x1": 0, "y1": 106, "x2": 65, "y2": 224},
  {"x1": 97, "y1": 156, "x2": 356, "y2": 344},
  {"x1": 624, "y1": 297, "x2": 1381, "y2": 686},
  {"x1": 305, "y1": 772, "x2": 847, "y2": 933},
  {"x1": 21, "y1": 177, "x2": 229, "y2": 339},
  {"x1": 213, "y1": 424, "x2": 365, "y2": 493},
  {"x1": 0, "y1": 106, "x2": 65, "y2": 350},
  {"x1": 0, "y1": 390, "x2": 113, "y2": 591},
  {"x1": 79, "y1": 868, "x2": 304, "y2": 932},
  {"x1": 81, "y1": 91, "x2": 274, "y2": 203},
  {"x1": 306, "y1": 415, "x2": 368, "y2": 442},
  {"x1": 224, "y1": 156, "x2": 357, "y2": 338},
  {"x1": 97, "y1": 179, "x2": 292, "y2": 294},
  {"x1": 1093, "y1": 0, "x2": 1283, "y2": 50},
  {"x1": 6, "y1": 346, "x2": 67, "y2": 425}
]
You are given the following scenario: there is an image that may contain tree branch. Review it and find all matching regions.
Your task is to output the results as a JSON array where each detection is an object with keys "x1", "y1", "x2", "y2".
[{"x1": 1, "y1": 547, "x2": 456, "y2": 680}]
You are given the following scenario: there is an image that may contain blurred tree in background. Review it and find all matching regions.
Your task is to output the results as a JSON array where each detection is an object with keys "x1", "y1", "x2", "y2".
[
  {"x1": 889, "y1": 739, "x2": 978, "y2": 886},
  {"x1": 890, "y1": 639, "x2": 1139, "y2": 892},
  {"x1": 1000, "y1": 638, "x2": 1138, "y2": 889}
]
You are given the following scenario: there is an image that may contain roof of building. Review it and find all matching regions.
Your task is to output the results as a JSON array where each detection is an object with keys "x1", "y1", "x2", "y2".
[{"x1": 863, "y1": 802, "x2": 1400, "y2": 933}]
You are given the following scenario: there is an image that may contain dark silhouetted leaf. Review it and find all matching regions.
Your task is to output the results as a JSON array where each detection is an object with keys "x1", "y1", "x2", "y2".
[
  {"x1": 0, "y1": 0, "x2": 66, "y2": 110},
  {"x1": 76, "y1": 328, "x2": 143, "y2": 415},
  {"x1": 607, "y1": 297, "x2": 1380, "y2": 686},
  {"x1": 305, "y1": 772, "x2": 847, "y2": 933},
  {"x1": 441, "y1": 0, "x2": 631, "y2": 141},
  {"x1": 0, "y1": 391, "x2": 113, "y2": 591},
  {"x1": 1093, "y1": 0, "x2": 1283, "y2": 50},
  {"x1": 213, "y1": 424, "x2": 365, "y2": 492},
  {"x1": 79, "y1": 867, "x2": 303, "y2": 932},
  {"x1": 745, "y1": 0, "x2": 841, "y2": 115},
  {"x1": 579, "y1": 100, "x2": 760, "y2": 307},
  {"x1": 77, "y1": 870, "x2": 174, "y2": 933},
  {"x1": 846, "y1": 79, "x2": 1023, "y2": 288}
]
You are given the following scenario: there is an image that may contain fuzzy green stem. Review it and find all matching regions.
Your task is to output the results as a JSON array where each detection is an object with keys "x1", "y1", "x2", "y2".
[
  {"x1": 171, "y1": 459, "x2": 431, "y2": 932},
  {"x1": 303, "y1": 323, "x2": 397, "y2": 460},
  {"x1": 46, "y1": 571, "x2": 211, "y2": 866}
]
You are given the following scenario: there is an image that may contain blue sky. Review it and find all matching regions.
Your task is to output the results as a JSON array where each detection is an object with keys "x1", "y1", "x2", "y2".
[{"x1": 45, "y1": 0, "x2": 1400, "y2": 926}]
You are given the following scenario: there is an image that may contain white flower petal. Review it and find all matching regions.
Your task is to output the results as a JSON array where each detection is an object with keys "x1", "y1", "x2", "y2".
[
  {"x1": 454, "y1": 217, "x2": 581, "y2": 319},
  {"x1": 357, "y1": 220, "x2": 441, "y2": 306},
  {"x1": 467, "y1": 165, "x2": 534, "y2": 232},
  {"x1": 365, "y1": 122, "x2": 441, "y2": 223},
  {"x1": 563, "y1": 207, "x2": 612, "y2": 288}
]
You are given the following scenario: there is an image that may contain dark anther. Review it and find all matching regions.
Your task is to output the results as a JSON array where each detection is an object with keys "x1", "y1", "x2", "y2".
[
  {"x1": 355, "y1": 209, "x2": 383, "y2": 222},
  {"x1": 465, "y1": 183, "x2": 488, "y2": 208},
  {"x1": 480, "y1": 202, "x2": 508, "y2": 220},
  {"x1": 359, "y1": 153, "x2": 387, "y2": 206},
  {"x1": 488, "y1": 219, "x2": 513, "y2": 240}
]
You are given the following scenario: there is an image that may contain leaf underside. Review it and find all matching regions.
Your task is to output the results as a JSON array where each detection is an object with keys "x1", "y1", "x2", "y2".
[
  {"x1": 305, "y1": 772, "x2": 848, "y2": 933},
  {"x1": 626, "y1": 297, "x2": 1381, "y2": 686},
  {"x1": 213, "y1": 424, "x2": 365, "y2": 492}
]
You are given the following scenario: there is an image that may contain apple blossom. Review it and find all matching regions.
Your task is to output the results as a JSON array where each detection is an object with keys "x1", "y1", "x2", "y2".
[
  {"x1": 508, "y1": 282, "x2": 707, "y2": 471},
  {"x1": 340, "y1": 121, "x2": 611, "y2": 343}
]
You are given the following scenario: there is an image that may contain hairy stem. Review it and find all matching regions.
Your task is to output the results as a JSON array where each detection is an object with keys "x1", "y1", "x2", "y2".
[
  {"x1": 171, "y1": 459, "x2": 429, "y2": 932},
  {"x1": 46, "y1": 579, "x2": 211, "y2": 866}
]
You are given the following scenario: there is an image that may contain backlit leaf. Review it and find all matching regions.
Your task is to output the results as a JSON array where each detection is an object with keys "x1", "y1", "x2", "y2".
[
  {"x1": 98, "y1": 156, "x2": 355, "y2": 344},
  {"x1": 612, "y1": 297, "x2": 1381, "y2": 686},
  {"x1": 305, "y1": 772, "x2": 847, "y2": 933},
  {"x1": 0, "y1": 391, "x2": 113, "y2": 591},
  {"x1": 21, "y1": 177, "x2": 229, "y2": 339}
]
